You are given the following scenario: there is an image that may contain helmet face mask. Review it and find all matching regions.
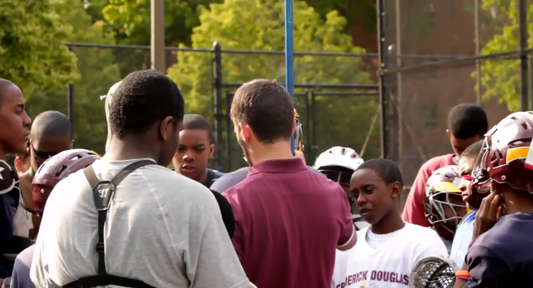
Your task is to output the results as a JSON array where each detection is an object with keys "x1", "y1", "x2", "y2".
[
  {"x1": 428, "y1": 191, "x2": 466, "y2": 225},
  {"x1": 319, "y1": 168, "x2": 352, "y2": 187},
  {"x1": 425, "y1": 165, "x2": 466, "y2": 240},
  {"x1": 470, "y1": 111, "x2": 533, "y2": 209}
]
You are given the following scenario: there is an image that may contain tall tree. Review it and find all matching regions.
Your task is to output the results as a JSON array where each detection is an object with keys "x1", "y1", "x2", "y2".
[
  {"x1": 26, "y1": 0, "x2": 121, "y2": 154},
  {"x1": 91, "y1": 0, "x2": 223, "y2": 76},
  {"x1": 0, "y1": 0, "x2": 78, "y2": 94},
  {"x1": 474, "y1": 0, "x2": 533, "y2": 111},
  {"x1": 304, "y1": 0, "x2": 376, "y2": 33},
  {"x1": 102, "y1": 0, "x2": 220, "y2": 46},
  {"x1": 167, "y1": 0, "x2": 379, "y2": 169}
]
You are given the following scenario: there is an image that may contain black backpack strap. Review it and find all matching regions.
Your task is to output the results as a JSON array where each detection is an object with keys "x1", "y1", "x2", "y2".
[
  {"x1": 66, "y1": 160, "x2": 156, "y2": 288},
  {"x1": 63, "y1": 275, "x2": 155, "y2": 288}
]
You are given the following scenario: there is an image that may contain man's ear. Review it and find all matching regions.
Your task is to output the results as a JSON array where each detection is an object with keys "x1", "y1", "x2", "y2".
[
  {"x1": 446, "y1": 129, "x2": 451, "y2": 138},
  {"x1": 209, "y1": 144, "x2": 215, "y2": 158},
  {"x1": 14, "y1": 157, "x2": 22, "y2": 172},
  {"x1": 159, "y1": 116, "x2": 175, "y2": 141},
  {"x1": 240, "y1": 122, "x2": 253, "y2": 143},
  {"x1": 390, "y1": 181, "x2": 403, "y2": 199}
]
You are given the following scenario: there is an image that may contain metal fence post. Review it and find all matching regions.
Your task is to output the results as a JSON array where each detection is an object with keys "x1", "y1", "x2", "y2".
[
  {"x1": 519, "y1": 0, "x2": 529, "y2": 110},
  {"x1": 310, "y1": 90, "x2": 318, "y2": 157},
  {"x1": 304, "y1": 90, "x2": 311, "y2": 161},
  {"x1": 67, "y1": 45, "x2": 74, "y2": 133},
  {"x1": 474, "y1": 0, "x2": 481, "y2": 105},
  {"x1": 225, "y1": 91, "x2": 233, "y2": 172},
  {"x1": 213, "y1": 41, "x2": 223, "y2": 169},
  {"x1": 377, "y1": 0, "x2": 389, "y2": 159},
  {"x1": 529, "y1": 55, "x2": 533, "y2": 110}
]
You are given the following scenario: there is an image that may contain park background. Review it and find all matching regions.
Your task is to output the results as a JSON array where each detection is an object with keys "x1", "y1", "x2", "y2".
[{"x1": 2, "y1": 0, "x2": 532, "y2": 204}]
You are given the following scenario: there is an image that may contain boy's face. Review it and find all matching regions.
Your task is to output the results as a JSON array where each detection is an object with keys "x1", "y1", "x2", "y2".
[
  {"x1": 30, "y1": 137, "x2": 72, "y2": 173},
  {"x1": 447, "y1": 131, "x2": 482, "y2": 158},
  {"x1": 173, "y1": 128, "x2": 214, "y2": 181},
  {"x1": 0, "y1": 85, "x2": 32, "y2": 155},
  {"x1": 350, "y1": 168, "x2": 401, "y2": 224},
  {"x1": 458, "y1": 155, "x2": 476, "y2": 211},
  {"x1": 436, "y1": 192, "x2": 468, "y2": 231}
]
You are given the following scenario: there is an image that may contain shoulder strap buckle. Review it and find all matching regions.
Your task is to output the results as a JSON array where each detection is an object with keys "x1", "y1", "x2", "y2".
[{"x1": 80, "y1": 160, "x2": 155, "y2": 280}]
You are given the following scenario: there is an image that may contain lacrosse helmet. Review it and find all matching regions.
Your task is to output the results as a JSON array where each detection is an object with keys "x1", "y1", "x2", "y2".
[
  {"x1": 314, "y1": 146, "x2": 364, "y2": 174},
  {"x1": 425, "y1": 165, "x2": 466, "y2": 240},
  {"x1": 409, "y1": 256, "x2": 458, "y2": 288},
  {"x1": 315, "y1": 147, "x2": 364, "y2": 215},
  {"x1": 470, "y1": 111, "x2": 533, "y2": 209},
  {"x1": 32, "y1": 149, "x2": 99, "y2": 215}
]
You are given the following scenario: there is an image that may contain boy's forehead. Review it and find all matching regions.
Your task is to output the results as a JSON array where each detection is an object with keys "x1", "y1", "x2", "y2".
[
  {"x1": 351, "y1": 168, "x2": 378, "y2": 184},
  {"x1": 179, "y1": 128, "x2": 211, "y2": 141},
  {"x1": 458, "y1": 156, "x2": 475, "y2": 172},
  {"x1": 1, "y1": 85, "x2": 24, "y2": 105}
]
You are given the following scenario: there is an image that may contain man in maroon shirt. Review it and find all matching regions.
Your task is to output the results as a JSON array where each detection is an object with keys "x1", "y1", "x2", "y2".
[
  {"x1": 224, "y1": 79, "x2": 356, "y2": 288},
  {"x1": 402, "y1": 104, "x2": 488, "y2": 226}
]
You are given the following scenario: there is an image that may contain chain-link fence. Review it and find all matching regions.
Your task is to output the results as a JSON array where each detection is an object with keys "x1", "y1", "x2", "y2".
[
  {"x1": 378, "y1": 0, "x2": 532, "y2": 186},
  {"x1": 25, "y1": 42, "x2": 380, "y2": 172}
]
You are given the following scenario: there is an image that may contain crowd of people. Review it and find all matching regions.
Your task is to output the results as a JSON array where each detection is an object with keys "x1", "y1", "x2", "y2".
[{"x1": 0, "y1": 70, "x2": 532, "y2": 288}]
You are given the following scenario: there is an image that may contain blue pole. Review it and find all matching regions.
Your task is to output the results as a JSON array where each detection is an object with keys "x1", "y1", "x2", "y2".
[{"x1": 284, "y1": 0, "x2": 295, "y2": 152}]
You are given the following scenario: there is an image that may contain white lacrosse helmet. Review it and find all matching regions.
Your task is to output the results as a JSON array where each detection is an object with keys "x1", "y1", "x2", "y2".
[
  {"x1": 314, "y1": 146, "x2": 364, "y2": 171},
  {"x1": 315, "y1": 146, "x2": 366, "y2": 229}
]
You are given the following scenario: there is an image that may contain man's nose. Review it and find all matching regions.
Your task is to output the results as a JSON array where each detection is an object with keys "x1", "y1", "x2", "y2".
[
  {"x1": 23, "y1": 111, "x2": 32, "y2": 127},
  {"x1": 183, "y1": 151, "x2": 195, "y2": 161},
  {"x1": 356, "y1": 194, "x2": 367, "y2": 207}
]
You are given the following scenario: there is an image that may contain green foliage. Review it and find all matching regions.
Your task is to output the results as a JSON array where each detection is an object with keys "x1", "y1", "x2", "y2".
[
  {"x1": 304, "y1": 0, "x2": 376, "y2": 33},
  {"x1": 474, "y1": 0, "x2": 533, "y2": 111},
  {"x1": 167, "y1": 0, "x2": 379, "y2": 168},
  {"x1": 102, "y1": 0, "x2": 220, "y2": 46},
  {"x1": 26, "y1": 1, "x2": 121, "y2": 154},
  {"x1": 97, "y1": 0, "x2": 222, "y2": 77},
  {"x1": 0, "y1": 0, "x2": 78, "y2": 95}
]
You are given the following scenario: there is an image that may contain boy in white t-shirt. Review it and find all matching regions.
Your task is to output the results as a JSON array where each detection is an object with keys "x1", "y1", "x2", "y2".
[{"x1": 332, "y1": 159, "x2": 448, "y2": 288}]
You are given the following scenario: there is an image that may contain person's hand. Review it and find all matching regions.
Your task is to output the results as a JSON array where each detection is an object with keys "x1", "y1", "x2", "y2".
[
  {"x1": 19, "y1": 169, "x2": 34, "y2": 209},
  {"x1": 471, "y1": 191, "x2": 503, "y2": 243}
]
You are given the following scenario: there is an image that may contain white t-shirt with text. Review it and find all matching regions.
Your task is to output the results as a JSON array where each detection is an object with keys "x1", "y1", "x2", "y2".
[
  {"x1": 332, "y1": 223, "x2": 448, "y2": 288},
  {"x1": 30, "y1": 159, "x2": 251, "y2": 288}
]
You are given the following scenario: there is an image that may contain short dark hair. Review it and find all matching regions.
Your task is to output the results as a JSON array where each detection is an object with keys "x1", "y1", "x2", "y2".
[
  {"x1": 447, "y1": 104, "x2": 488, "y2": 139},
  {"x1": 30, "y1": 111, "x2": 72, "y2": 140},
  {"x1": 460, "y1": 140, "x2": 483, "y2": 161},
  {"x1": 183, "y1": 114, "x2": 212, "y2": 142},
  {"x1": 230, "y1": 79, "x2": 293, "y2": 143},
  {"x1": 356, "y1": 158, "x2": 403, "y2": 186},
  {"x1": 110, "y1": 70, "x2": 184, "y2": 139},
  {"x1": 0, "y1": 79, "x2": 16, "y2": 107}
]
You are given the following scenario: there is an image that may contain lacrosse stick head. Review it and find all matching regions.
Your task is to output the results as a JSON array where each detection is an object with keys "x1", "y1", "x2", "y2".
[{"x1": 409, "y1": 256, "x2": 459, "y2": 288}]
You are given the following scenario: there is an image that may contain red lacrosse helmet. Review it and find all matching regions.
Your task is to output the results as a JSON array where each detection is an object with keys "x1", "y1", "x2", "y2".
[
  {"x1": 470, "y1": 111, "x2": 533, "y2": 209},
  {"x1": 32, "y1": 149, "x2": 99, "y2": 215}
]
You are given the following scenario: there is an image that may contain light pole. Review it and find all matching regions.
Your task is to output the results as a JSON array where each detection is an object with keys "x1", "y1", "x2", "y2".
[{"x1": 151, "y1": 0, "x2": 165, "y2": 72}]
